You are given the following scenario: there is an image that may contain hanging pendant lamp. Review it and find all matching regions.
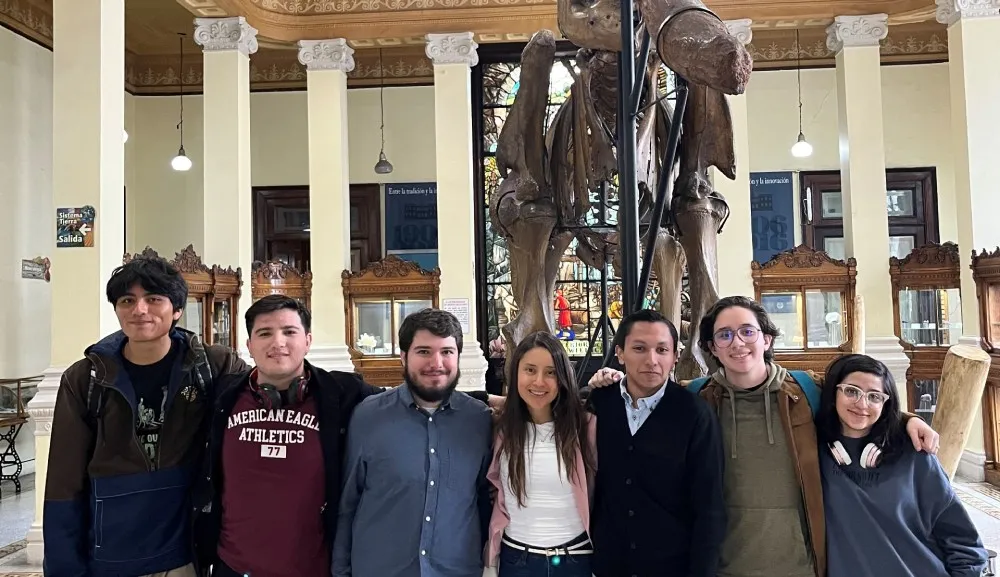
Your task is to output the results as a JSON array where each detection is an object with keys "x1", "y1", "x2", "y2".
[
  {"x1": 172, "y1": 33, "x2": 192, "y2": 172},
  {"x1": 790, "y1": 29, "x2": 813, "y2": 158},
  {"x1": 373, "y1": 49, "x2": 393, "y2": 175}
]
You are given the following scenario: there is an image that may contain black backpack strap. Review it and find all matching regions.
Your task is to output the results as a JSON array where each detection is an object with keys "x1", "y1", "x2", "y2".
[
  {"x1": 189, "y1": 342, "x2": 214, "y2": 397},
  {"x1": 85, "y1": 364, "x2": 104, "y2": 429}
]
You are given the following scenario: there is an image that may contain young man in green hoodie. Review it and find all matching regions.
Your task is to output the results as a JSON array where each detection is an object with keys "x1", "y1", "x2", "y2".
[{"x1": 590, "y1": 296, "x2": 940, "y2": 577}]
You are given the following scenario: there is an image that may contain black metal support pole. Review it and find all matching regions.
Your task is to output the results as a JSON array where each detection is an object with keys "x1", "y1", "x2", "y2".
[
  {"x1": 632, "y1": 77, "x2": 689, "y2": 312},
  {"x1": 617, "y1": 0, "x2": 640, "y2": 317},
  {"x1": 630, "y1": 30, "x2": 651, "y2": 119},
  {"x1": 599, "y1": 180, "x2": 611, "y2": 359}
]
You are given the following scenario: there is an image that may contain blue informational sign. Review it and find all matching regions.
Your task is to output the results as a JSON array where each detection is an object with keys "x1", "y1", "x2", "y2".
[
  {"x1": 750, "y1": 172, "x2": 795, "y2": 264},
  {"x1": 385, "y1": 183, "x2": 438, "y2": 252}
]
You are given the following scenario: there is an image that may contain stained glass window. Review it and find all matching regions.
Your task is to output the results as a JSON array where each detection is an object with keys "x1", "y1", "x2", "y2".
[{"x1": 479, "y1": 52, "x2": 679, "y2": 361}]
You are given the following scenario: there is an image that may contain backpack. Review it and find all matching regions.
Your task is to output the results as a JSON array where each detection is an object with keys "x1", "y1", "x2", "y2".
[
  {"x1": 84, "y1": 344, "x2": 214, "y2": 427},
  {"x1": 687, "y1": 370, "x2": 821, "y2": 416}
]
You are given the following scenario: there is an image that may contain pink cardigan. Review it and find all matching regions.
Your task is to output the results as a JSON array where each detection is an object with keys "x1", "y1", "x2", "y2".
[{"x1": 484, "y1": 414, "x2": 598, "y2": 567}]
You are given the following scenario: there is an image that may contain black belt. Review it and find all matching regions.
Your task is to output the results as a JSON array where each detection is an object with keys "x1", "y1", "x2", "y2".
[{"x1": 501, "y1": 536, "x2": 594, "y2": 556}]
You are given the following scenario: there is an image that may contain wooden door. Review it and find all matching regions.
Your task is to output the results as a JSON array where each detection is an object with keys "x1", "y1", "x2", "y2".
[
  {"x1": 253, "y1": 185, "x2": 382, "y2": 272},
  {"x1": 801, "y1": 168, "x2": 938, "y2": 261}
]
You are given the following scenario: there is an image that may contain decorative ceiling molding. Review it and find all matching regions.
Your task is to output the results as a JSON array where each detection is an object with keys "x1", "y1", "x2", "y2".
[
  {"x1": 0, "y1": 0, "x2": 51, "y2": 47},
  {"x1": 125, "y1": 46, "x2": 434, "y2": 93},
  {"x1": 748, "y1": 21, "x2": 948, "y2": 69},
  {"x1": 0, "y1": 0, "x2": 951, "y2": 93}
]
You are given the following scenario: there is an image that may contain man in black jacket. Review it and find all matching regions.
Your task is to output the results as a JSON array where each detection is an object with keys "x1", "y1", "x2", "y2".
[
  {"x1": 587, "y1": 309, "x2": 726, "y2": 577},
  {"x1": 194, "y1": 295, "x2": 493, "y2": 577}
]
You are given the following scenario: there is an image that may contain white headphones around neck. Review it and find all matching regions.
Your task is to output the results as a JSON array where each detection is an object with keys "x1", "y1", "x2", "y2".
[{"x1": 829, "y1": 440, "x2": 882, "y2": 469}]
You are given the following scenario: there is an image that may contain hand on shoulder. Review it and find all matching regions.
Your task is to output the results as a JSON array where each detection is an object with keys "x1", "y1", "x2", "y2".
[{"x1": 589, "y1": 367, "x2": 623, "y2": 388}]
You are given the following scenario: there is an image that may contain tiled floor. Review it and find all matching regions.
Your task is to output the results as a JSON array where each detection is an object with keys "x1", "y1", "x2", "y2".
[{"x1": 3, "y1": 475, "x2": 1000, "y2": 575}]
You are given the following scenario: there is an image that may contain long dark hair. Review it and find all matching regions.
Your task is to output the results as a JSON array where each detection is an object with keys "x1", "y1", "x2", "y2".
[
  {"x1": 498, "y1": 331, "x2": 595, "y2": 507},
  {"x1": 816, "y1": 354, "x2": 908, "y2": 463}
]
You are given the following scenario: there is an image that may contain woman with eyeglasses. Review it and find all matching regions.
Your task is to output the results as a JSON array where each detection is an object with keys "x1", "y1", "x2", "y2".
[
  {"x1": 818, "y1": 353, "x2": 987, "y2": 576},
  {"x1": 589, "y1": 295, "x2": 940, "y2": 577}
]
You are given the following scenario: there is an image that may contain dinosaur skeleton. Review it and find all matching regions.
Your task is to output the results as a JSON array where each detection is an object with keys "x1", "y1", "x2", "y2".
[{"x1": 490, "y1": 0, "x2": 752, "y2": 379}]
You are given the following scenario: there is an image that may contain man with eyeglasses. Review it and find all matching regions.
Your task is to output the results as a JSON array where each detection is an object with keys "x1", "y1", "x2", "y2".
[
  {"x1": 585, "y1": 309, "x2": 726, "y2": 577},
  {"x1": 590, "y1": 296, "x2": 940, "y2": 577}
]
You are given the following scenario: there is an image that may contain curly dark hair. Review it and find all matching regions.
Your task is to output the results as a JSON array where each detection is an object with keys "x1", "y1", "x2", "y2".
[{"x1": 697, "y1": 296, "x2": 781, "y2": 362}]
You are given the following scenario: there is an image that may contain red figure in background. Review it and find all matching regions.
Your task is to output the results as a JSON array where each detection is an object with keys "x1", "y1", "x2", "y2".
[{"x1": 554, "y1": 289, "x2": 575, "y2": 340}]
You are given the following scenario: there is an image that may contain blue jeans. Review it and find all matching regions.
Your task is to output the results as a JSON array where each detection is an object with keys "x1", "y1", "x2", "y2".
[{"x1": 498, "y1": 533, "x2": 592, "y2": 577}]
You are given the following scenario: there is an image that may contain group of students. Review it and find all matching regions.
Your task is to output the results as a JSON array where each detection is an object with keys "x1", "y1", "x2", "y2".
[{"x1": 41, "y1": 254, "x2": 989, "y2": 577}]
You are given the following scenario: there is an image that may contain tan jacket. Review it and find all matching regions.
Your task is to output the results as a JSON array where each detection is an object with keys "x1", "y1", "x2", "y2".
[{"x1": 691, "y1": 371, "x2": 826, "y2": 577}]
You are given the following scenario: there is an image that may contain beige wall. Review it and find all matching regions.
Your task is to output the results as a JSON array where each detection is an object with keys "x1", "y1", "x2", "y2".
[
  {"x1": 746, "y1": 63, "x2": 957, "y2": 245},
  {"x1": 127, "y1": 86, "x2": 436, "y2": 256},
  {"x1": 0, "y1": 26, "x2": 53, "y2": 473}
]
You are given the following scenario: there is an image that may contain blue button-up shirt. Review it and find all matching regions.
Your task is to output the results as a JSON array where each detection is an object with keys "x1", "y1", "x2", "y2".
[
  {"x1": 332, "y1": 384, "x2": 493, "y2": 577},
  {"x1": 620, "y1": 377, "x2": 668, "y2": 435}
]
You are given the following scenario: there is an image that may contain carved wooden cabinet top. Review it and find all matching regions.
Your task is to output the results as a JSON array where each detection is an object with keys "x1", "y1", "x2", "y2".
[
  {"x1": 752, "y1": 244, "x2": 857, "y2": 292},
  {"x1": 123, "y1": 245, "x2": 242, "y2": 296},
  {"x1": 972, "y1": 247, "x2": 1000, "y2": 285},
  {"x1": 342, "y1": 254, "x2": 441, "y2": 297},
  {"x1": 889, "y1": 241, "x2": 960, "y2": 290},
  {"x1": 251, "y1": 259, "x2": 313, "y2": 302}
]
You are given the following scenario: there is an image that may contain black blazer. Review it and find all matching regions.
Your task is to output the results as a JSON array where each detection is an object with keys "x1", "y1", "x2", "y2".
[{"x1": 191, "y1": 360, "x2": 381, "y2": 572}]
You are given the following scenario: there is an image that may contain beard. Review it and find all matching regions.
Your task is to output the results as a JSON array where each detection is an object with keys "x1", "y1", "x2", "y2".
[{"x1": 404, "y1": 363, "x2": 461, "y2": 404}]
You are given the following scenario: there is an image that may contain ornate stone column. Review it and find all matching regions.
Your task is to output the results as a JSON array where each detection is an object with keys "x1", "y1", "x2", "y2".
[
  {"x1": 298, "y1": 39, "x2": 356, "y2": 372},
  {"x1": 938, "y1": 0, "x2": 1000, "y2": 479},
  {"x1": 827, "y1": 14, "x2": 909, "y2": 400},
  {"x1": 715, "y1": 18, "x2": 755, "y2": 297},
  {"x1": 426, "y1": 32, "x2": 488, "y2": 391},
  {"x1": 26, "y1": 0, "x2": 126, "y2": 562},
  {"x1": 194, "y1": 16, "x2": 257, "y2": 358}
]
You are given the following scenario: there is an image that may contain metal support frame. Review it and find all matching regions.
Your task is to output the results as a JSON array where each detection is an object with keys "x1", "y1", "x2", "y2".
[{"x1": 574, "y1": 0, "x2": 690, "y2": 381}]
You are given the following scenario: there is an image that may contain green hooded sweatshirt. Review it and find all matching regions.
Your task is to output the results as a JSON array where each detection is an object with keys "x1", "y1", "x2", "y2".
[{"x1": 714, "y1": 362, "x2": 815, "y2": 577}]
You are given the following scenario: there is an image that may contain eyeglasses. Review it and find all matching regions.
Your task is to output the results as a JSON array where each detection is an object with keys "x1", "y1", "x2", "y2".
[
  {"x1": 836, "y1": 383, "x2": 890, "y2": 407},
  {"x1": 712, "y1": 325, "x2": 761, "y2": 347}
]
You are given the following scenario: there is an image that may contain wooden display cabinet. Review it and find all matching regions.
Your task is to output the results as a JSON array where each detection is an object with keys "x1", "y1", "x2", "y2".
[
  {"x1": 342, "y1": 255, "x2": 441, "y2": 387},
  {"x1": 752, "y1": 244, "x2": 858, "y2": 377},
  {"x1": 889, "y1": 242, "x2": 962, "y2": 425},
  {"x1": 972, "y1": 248, "x2": 1000, "y2": 486},
  {"x1": 251, "y1": 260, "x2": 313, "y2": 310},
  {"x1": 123, "y1": 245, "x2": 242, "y2": 350}
]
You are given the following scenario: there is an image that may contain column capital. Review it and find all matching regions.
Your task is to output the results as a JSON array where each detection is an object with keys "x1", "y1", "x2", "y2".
[
  {"x1": 724, "y1": 18, "x2": 753, "y2": 45},
  {"x1": 936, "y1": 0, "x2": 1000, "y2": 26},
  {"x1": 826, "y1": 14, "x2": 889, "y2": 52},
  {"x1": 297, "y1": 39, "x2": 355, "y2": 72},
  {"x1": 194, "y1": 16, "x2": 259, "y2": 56},
  {"x1": 425, "y1": 32, "x2": 479, "y2": 67}
]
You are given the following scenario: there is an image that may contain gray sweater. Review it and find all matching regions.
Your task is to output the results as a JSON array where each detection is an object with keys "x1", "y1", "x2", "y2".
[{"x1": 822, "y1": 435, "x2": 988, "y2": 577}]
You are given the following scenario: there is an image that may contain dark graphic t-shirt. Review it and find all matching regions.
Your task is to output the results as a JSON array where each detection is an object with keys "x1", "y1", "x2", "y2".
[{"x1": 122, "y1": 342, "x2": 178, "y2": 464}]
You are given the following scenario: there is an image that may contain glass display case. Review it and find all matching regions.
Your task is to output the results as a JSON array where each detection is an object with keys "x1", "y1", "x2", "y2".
[
  {"x1": 889, "y1": 242, "x2": 962, "y2": 423},
  {"x1": 342, "y1": 255, "x2": 441, "y2": 387},
  {"x1": 972, "y1": 247, "x2": 1000, "y2": 486},
  {"x1": 751, "y1": 245, "x2": 858, "y2": 376},
  {"x1": 123, "y1": 245, "x2": 242, "y2": 350},
  {"x1": 251, "y1": 260, "x2": 313, "y2": 310}
]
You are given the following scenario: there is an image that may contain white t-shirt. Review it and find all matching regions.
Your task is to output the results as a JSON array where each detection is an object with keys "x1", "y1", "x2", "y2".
[{"x1": 499, "y1": 422, "x2": 585, "y2": 546}]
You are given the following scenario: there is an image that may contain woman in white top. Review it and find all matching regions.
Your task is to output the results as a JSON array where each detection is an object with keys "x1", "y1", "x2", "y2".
[{"x1": 485, "y1": 331, "x2": 597, "y2": 577}]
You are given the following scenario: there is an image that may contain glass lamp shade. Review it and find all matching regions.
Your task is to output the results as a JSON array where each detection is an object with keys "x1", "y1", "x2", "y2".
[
  {"x1": 171, "y1": 146, "x2": 193, "y2": 171},
  {"x1": 374, "y1": 150, "x2": 393, "y2": 174},
  {"x1": 791, "y1": 132, "x2": 813, "y2": 158}
]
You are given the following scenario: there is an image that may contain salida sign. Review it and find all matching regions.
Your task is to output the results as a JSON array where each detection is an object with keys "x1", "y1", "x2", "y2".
[{"x1": 57, "y1": 205, "x2": 96, "y2": 248}]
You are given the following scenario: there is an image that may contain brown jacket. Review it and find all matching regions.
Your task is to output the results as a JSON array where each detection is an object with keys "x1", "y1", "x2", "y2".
[
  {"x1": 692, "y1": 370, "x2": 826, "y2": 577},
  {"x1": 43, "y1": 328, "x2": 246, "y2": 577}
]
